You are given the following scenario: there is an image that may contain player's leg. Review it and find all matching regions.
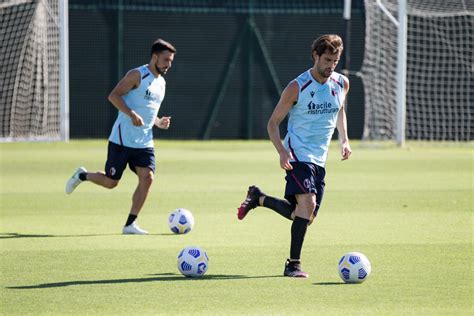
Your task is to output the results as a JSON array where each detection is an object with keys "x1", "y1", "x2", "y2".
[
  {"x1": 290, "y1": 193, "x2": 315, "y2": 258},
  {"x1": 122, "y1": 166, "x2": 153, "y2": 235},
  {"x1": 284, "y1": 193, "x2": 315, "y2": 278},
  {"x1": 262, "y1": 195, "x2": 295, "y2": 220},
  {"x1": 122, "y1": 147, "x2": 155, "y2": 235},
  {"x1": 66, "y1": 170, "x2": 118, "y2": 192},
  {"x1": 237, "y1": 163, "x2": 321, "y2": 221},
  {"x1": 281, "y1": 162, "x2": 320, "y2": 278},
  {"x1": 308, "y1": 165, "x2": 325, "y2": 226},
  {"x1": 65, "y1": 142, "x2": 124, "y2": 194},
  {"x1": 237, "y1": 186, "x2": 296, "y2": 220},
  {"x1": 130, "y1": 166, "x2": 154, "y2": 216},
  {"x1": 85, "y1": 172, "x2": 119, "y2": 189}
]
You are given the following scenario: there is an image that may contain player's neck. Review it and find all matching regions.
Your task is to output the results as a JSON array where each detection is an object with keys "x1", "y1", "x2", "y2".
[{"x1": 310, "y1": 68, "x2": 329, "y2": 84}]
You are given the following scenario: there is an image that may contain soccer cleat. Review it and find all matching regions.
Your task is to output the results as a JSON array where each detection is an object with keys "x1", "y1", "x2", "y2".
[
  {"x1": 237, "y1": 185, "x2": 264, "y2": 220},
  {"x1": 283, "y1": 259, "x2": 309, "y2": 278},
  {"x1": 65, "y1": 167, "x2": 87, "y2": 194},
  {"x1": 122, "y1": 222, "x2": 148, "y2": 235}
]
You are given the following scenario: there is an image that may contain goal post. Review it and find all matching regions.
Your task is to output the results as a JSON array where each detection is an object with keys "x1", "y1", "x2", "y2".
[
  {"x1": 0, "y1": 0, "x2": 69, "y2": 142},
  {"x1": 360, "y1": 0, "x2": 473, "y2": 143},
  {"x1": 59, "y1": 0, "x2": 69, "y2": 141},
  {"x1": 396, "y1": 0, "x2": 407, "y2": 147}
]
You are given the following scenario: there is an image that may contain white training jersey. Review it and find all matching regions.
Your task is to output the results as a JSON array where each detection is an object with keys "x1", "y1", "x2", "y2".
[
  {"x1": 283, "y1": 69, "x2": 347, "y2": 167},
  {"x1": 109, "y1": 64, "x2": 166, "y2": 148}
]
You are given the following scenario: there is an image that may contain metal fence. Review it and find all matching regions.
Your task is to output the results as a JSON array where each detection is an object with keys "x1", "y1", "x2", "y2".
[{"x1": 69, "y1": 0, "x2": 366, "y2": 139}]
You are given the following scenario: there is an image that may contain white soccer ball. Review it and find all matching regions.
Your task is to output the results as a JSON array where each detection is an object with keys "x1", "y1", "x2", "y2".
[
  {"x1": 338, "y1": 252, "x2": 371, "y2": 283},
  {"x1": 168, "y1": 208, "x2": 194, "y2": 234},
  {"x1": 177, "y1": 246, "x2": 209, "y2": 277}
]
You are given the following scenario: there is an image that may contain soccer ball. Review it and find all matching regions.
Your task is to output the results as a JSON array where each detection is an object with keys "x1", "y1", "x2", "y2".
[
  {"x1": 177, "y1": 246, "x2": 209, "y2": 277},
  {"x1": 168, "y1": 208, "x2": 194, "y2": 234},
  {"x1": 338, "y1": 252, "x2": 371, "y2": 283}
]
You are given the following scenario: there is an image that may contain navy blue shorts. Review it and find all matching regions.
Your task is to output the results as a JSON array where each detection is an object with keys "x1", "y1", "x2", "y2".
[
  {"x1": 105, "y1": 141, "x2": 156, "y2": 180},
  {"x1": 284, "y1": 162, "x2": 326, "y2": 215}
]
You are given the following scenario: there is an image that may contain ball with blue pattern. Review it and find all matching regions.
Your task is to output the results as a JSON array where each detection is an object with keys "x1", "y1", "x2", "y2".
[
  {"x1": 168, "y1": 208, "x2": 194, "y2": 234},
  {"x1": 338, "y1": 252, "x2": 371, "y2": 283},
  {"x1": 177, "y1": 246, "x2": 209, "y2": 277}
]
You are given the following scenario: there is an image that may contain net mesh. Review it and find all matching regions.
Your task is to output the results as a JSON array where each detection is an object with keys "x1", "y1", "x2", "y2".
[
  {"x1": 68, "y1": 0, "x2": 351, "y2": 14},
  {"x1": 0, "y1": 0, "x2": 61, "y2": 141},
  {"x1": 360, "y1": 0, "x2": 473, "y2": 141}
]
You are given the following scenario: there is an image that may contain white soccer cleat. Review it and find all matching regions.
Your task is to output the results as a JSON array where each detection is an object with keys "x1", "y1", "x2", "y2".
[
  {"x1": 65, "y1": 167, "x2": 87, "y2": 194},
  {"x1": 122, "y1": 222, "x2": 148, "y2": 235}
]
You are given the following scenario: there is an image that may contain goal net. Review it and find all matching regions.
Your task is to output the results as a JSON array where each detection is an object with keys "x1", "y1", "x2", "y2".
[
  {"x1": 360, "y1": 0, "x2": 473, "y2": 141},
  {"x1": 0, "y1": 0, "x2": 68, "y2": 141}
]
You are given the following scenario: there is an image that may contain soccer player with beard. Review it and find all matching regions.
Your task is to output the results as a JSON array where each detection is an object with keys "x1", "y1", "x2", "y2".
[
  {"x1": 66, "y1": 39, "x2": 176, "y2": 235},
  {"x1": 237, "y1": 34, "x2": 352, "y2": 277}
]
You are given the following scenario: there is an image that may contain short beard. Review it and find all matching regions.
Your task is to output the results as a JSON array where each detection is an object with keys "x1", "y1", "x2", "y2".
[
  {"x1": 317, "y1": 66, "x2": 331, "y2": 78},
  {"x1": 154, "y1": 63, "x2": 166, "y2": 75}
]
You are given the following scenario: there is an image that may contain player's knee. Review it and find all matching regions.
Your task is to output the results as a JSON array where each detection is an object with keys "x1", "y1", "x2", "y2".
[
  {"x1": 303, "y1": 200, "x2": 317, "y2": 215},
  {"x1": 140, "y1": 172, "x2": 154, "y2": 186},
  {"x1": 308, "y1": 205, "x2": 320, "y2": 226}
]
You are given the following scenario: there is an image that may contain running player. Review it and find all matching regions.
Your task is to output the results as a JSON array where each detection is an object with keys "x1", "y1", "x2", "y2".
[{"x1": 65, "y1": 38, "x2": 176, "y2": 235}]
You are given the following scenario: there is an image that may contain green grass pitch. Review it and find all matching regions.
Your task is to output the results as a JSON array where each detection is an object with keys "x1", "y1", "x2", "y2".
[{"x1": 0, "y1": 140, "x2": 472, "y2": 315}]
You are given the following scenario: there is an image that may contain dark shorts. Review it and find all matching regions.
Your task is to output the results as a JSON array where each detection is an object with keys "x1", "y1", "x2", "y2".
[
  {"x1": 284, "y1": 162, "x2": 326, "y2": 215},
  {"x1": 105, "y1": 141, "x2": 156, "y2": 180}
]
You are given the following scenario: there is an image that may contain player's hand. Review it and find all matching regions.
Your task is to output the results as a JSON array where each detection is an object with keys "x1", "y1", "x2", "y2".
[
  {"x1": 157, "y1": 116, "x2": 171, "y2": 129},
  {"x1": 279, "y1": 150, "x2": 294, "y2": 170},
  {"x1": 130, "y1": 111, "x2": 144, "y2": 126},
  {"x1": 341, "y1": 141, "x2": 352, "y2": 161}
]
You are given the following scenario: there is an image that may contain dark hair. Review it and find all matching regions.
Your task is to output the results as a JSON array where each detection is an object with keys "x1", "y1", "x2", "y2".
[
  {"x1": 151, "y1": 38, "x2": 176, "y2": 56},
  {"x1": 311, "y1": 34, "x2": 343, "y2": 61}
]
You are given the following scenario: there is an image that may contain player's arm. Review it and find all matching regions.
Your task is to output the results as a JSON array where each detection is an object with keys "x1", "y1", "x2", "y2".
[
  {"x1": 108, "y1": 70, "x2": 144, "y2": 126},
  {"x1": 337, "y1": 76, "x2": 351, "y2": 161},
  {"x1": 267, "y1": 80, "x2": 299, "y2": 170},
  {"x1": 154, "y1": 116, "x2": 171, "y2": 129}
]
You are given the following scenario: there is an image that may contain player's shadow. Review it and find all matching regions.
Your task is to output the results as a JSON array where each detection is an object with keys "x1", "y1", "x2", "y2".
[
  {"x1": 313, "y1": 282, "x2": 354, "y2": 286},
  {"x1": 0, "y1": 232, "x2": 175, "y2": 239},
  {"x1": 7, "y1": 273, "x2": 283, "y2": 289}
]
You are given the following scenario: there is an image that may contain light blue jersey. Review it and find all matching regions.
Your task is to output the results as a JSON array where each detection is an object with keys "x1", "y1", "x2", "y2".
[
  {"x1": 283, "y1": 69, "x2": 347, "y2": 167},
  {"x1": 109, "y1": 65, "x2": 166, "y2": 148}
]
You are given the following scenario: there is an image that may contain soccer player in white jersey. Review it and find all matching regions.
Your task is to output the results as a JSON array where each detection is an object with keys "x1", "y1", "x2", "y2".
[
  {"x1": 237, "y1": 34, "x2": 351, "y2": 277},
  {"x1": 65, "y1": 39, "x2": 176, "y2": 235}
]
